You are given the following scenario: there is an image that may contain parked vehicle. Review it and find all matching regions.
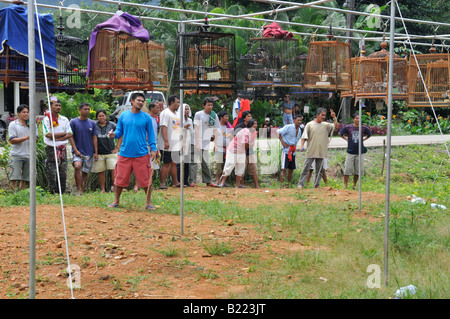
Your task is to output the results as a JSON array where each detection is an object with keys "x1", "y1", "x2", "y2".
[{"x1": 110, "y1": 90, "x2": 166, "y2": 122}]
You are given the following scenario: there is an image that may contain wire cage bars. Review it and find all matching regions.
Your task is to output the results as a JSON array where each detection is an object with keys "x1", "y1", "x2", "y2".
[
  {"x1": 54, "y1": 14, "x2": 89, "y2": 94},
  {"x1": 86, "y1": 29, "x2": 153, "y2": 91},
  {"x1": 173, "y1": 26, "x2": 236, "y2": 96},
  {"x1": 148, "y1": 40, "x2": 169, "y2": 93},
  {"x1": 407, "y1": 46, "x2": 450, "y2": 107},
  {"x1": 303, "y1": 31, "x2": 352, "y2": 92},
  {"x1": 241, "y1": 37, "x2": 304, "y2": 87},
  {"x1": 341, "y1": 39, "x2": 408, "y2": 102}
]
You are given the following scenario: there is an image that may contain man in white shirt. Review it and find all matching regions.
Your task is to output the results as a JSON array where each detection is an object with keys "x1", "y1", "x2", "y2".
[
  {"x1": 158, "y1": 94, "x2": 181, "y2": 189},
  {"x1": 194, "y1": 97, "x2": 220, "y2": 187},
  {"x1": 42, "y1": 99, "x2": 73, "y2": 194}
]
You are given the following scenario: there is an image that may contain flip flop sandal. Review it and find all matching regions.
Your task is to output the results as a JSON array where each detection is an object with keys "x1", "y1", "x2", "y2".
[
  {"x1": 108, "y1": 203, "x2": 119, "y2": 208},
  {"x1": 159, "y1": 185, "x2": 168, "y2": 190},
  {"x1": 145, "y1": 205, "x2": 156, "y2": 211}
]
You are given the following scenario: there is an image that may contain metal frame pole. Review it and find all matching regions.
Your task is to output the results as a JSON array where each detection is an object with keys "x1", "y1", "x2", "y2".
[
  {"x1": 27, "y1": 0, "x2": 37, "y2": 299},
  {"x1": 384, "y1": 0, "x2": 396, "y2": 288},
  {"x1": 179, "y1": 22, "x2": 185, "y2": 235}
]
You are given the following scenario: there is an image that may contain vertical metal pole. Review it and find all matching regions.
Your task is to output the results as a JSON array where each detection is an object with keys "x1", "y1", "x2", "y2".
[
  {"x1": 179, "y1": 22, "x2": 185, "y2": 235},
  {"x1": 384, "y1": 0, "x2": 396, "y2": 288},
  {"x1": 28, "y1": 0, "x2": 37, "y2": 299},
  {"x1": 358, "y1": 99, "x2": 362, "y2": 213}
]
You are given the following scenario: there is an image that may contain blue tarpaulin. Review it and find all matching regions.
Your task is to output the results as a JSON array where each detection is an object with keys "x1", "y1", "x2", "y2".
[{"x1": 0, "y1": 4, "x2": 57, "y2": 70}]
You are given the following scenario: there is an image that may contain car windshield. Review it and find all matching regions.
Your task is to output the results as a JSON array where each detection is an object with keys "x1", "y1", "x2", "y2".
[{"x1": 145, "y1": 93, "x2": 164, "y2": 102}]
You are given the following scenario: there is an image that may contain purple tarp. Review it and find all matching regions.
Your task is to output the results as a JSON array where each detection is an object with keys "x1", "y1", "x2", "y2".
[{"x1": 87, "y1": 11, "x2": 149, "y2": 77}]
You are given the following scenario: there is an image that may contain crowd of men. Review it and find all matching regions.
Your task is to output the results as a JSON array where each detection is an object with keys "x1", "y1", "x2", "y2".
[{"x1": 6, "y1": 93, "x2": 372, "y2": 210}]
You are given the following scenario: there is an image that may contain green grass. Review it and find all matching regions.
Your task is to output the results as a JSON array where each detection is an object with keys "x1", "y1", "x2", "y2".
[{"x1": 0, "y1": 143, "x2": 448, "y2": 299}]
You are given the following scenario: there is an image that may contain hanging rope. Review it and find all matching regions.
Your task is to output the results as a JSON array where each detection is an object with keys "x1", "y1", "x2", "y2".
[
  {"x1": 34, "y1": 2, "x2": 75, "y2": 299},
  {"x1": 394, "y1": 0, "x2": 450, "y2": 158}
]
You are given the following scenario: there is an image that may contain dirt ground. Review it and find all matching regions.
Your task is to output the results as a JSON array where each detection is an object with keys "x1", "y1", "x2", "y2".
[{"x1": 0, "y1": 186, "x2": 393, "y2": 299}]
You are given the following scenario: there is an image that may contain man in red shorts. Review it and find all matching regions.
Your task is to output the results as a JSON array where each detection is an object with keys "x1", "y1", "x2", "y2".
[{"x1": 107, "y1": 92, "x2": 157, "y2": 210}]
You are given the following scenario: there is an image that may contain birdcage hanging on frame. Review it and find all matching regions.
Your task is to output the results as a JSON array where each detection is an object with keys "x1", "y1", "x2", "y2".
[
  {"x1": 341, "y1": 36, "x2": 408, "y2": 102},
  {"x1": 54, "y1": 10, "x2": 89, "y2": 94},
  {"x1": 173, "y1": 19, "x2": 236, "y2": 96},
  {"x1": 407, "y1": 45, "x2": 450, "y2": 108},
  {"x1": 303, "y1": 29, "x2": 353, "y2": 92},
  {"x1": 148, "y1": 40, "x2": 169, "y2": 93},
  {"x1": 240, "y1": 37, "x2": 305, "y2": 99},
  {"x1": 86, "y1": 12, "x2": 153, "y2": 91}
]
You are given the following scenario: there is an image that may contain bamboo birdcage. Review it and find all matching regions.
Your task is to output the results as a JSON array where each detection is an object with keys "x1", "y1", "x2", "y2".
[
  {"x1": 407, "y1": 46, "x2": 450, "y2": 107},
  {"x1": 341, "y1": 38, "x2": 408, "y2": 102},
  {"x1": 173, "y1": 21, "x2": 236, "y2": 95},
  {"x1": 86, "y1": 30, "x2": 153, "y2": 91},
  {"x1": 303, "y1": 31, "x2": 352, "y2": 92},
  {"x1": 148, "y1": 40, "x2": 169, "y2": 92}
]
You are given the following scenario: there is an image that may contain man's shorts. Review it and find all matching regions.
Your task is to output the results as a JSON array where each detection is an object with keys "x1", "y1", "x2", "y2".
[
  {"x1": 245, "y1": 154, "x2": 258, "y2": 175},
  {"x1": 222, "y1": 150, "x2": 246, "y2": 177},
  {"x1": 344, "y1": 153, "x2": 365, "y2": 176},
  {"x1": 91, "y1": 153, "x2": 118, "y2": 173},
  {"x1": 214, "y1": 151, "x2": 226, "y2": 175},
  {"x1": 115, "y1": 154, "x2": 152, "y2": 188},
  {"x1": 281, "y1": 150, "x2": 296, "y2": 170},
  {"x1": 73, "y1": 155, "x2": 94, "y2": 173},
  {"x1": 161, "y1": 150, "x2": 174, "y2": 164},
  {"x1": 9, "y1": 155, "x2": 30, "y2": 181}
]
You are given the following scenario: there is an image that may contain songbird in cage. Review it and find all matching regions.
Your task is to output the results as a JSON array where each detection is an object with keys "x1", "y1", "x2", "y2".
[
  {"x1": 194, "y1": 44, "x2": 203, "y2": 59},
  {"x1": 246, "y1": 73, "x2": 252, "y2": 81}
]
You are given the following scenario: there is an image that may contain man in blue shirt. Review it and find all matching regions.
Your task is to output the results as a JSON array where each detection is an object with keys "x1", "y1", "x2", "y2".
[
  {"x1": 277, "y1": 115, "x2": 303, "y2": 188},
  {"x1": 69, "y1": 102, "x2": 98, "y2": 195},
  {"x1": 108, "y1": 92, "x2": 157, "y2": 210}
]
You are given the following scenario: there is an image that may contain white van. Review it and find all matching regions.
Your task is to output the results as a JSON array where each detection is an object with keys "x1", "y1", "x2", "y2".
[{"x1": 110, "y1": 90, "x2": 166, "y2": 122}]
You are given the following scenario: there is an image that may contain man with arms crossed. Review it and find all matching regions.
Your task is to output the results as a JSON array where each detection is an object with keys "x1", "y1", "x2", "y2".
[{"x1": 43, "y1": 98, "x2": 73, "y2": 194}]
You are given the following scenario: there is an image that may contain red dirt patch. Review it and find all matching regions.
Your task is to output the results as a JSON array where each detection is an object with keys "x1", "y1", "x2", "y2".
[{"x1": 0, "y1": 186, "x2": 400, "y2": 299}]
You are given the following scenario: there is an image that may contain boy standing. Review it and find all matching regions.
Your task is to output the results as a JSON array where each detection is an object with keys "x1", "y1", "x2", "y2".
[
  {"x1": 69, "y1": 102, "x2": 98, "y2": 195},
  {"x1": 339, "y1": 112, "x2": 372, "y2": 189}
]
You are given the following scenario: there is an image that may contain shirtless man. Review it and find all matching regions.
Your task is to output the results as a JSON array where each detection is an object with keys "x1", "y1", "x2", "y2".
[{"x1": 281, "y1": 94, "x2": 295, "y2": 126}]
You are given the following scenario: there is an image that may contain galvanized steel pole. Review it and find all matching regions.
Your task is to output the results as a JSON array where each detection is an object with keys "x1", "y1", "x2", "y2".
[
  {"x1": 384, "y1": 0, "x2": 397, "y2": 288},
  {"x1": 27, "y1": 0, "x2": 37, "y2": 299}
]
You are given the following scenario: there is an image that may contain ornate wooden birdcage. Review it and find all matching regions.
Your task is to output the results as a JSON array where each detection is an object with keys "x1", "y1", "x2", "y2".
[
  {"x1": 173, "y1": 20, "x2": 236, "y2": 95},
  {"x1": 0, "y1": 4, "x2": 58, "y2": 88},
  {"x1": 148, "y1": 40, "x2": 169, "y2": 93},
  {"x1": 407, "y1": 45, "x2": 450, "y2": 107},
  {"x1": 303, "y1": 29, "x2": 352, "y2": 92},
  {"x1": 341, "y1": 36, "x2": 408, "y2": 102},
  {"x1": 86, "y1": 12, "x2": 153, "y2": 91},
  {"x1": 54, "y1": 12, "x2": 89, "y2": 93}
]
